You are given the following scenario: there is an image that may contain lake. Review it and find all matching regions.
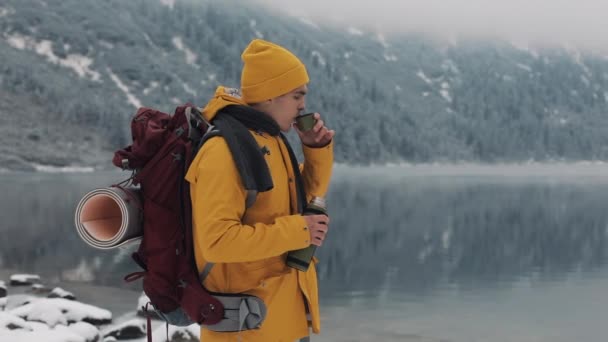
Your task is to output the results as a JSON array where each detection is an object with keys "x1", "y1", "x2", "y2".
[{"x1": 2, "y1": 164, "x2": 608, "y2": 341}]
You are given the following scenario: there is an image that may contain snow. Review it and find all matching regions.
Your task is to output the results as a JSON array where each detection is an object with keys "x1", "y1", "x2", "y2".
[
  {"x1": 249, "y1": 20, "x2": 264, "y2": 39},
  {"x1": 416, "y1": 70, "x2": 433, "y2": 85},
  {"x1": 183, "y1": 83, "x2": 197, "y2": 97},
  {"x1": 442, "y1": 229, "x2": 452, "y2": 250},
  {"x1": 581, "y1": 75, "x2": 590, "y2": 86},
  {"x1": 298, "y1": 17, "x2": 320, "y2": 30},
  {"x1": 311, "y1": 50, "x2": 326, "y2": 66},
  {"x1": 137, "y1": 293, "x2": 150, "y2": 313},
  {"x1": 376, "y1": 33, "x2": 389, "y2": 48},
  {"x1": 142, "y1": 33, "x2": 159, "y2": 50},
  {"x1": 1, "y1": 306, "x2": 99, "y2": 341},
  {"x1": 48, "y1": 287, "x2": 76, "y2": 300},
  {"x1": 571, "y1": 49, "x2": 592, "y2": 76},
  {"x1": 0, "y1": 325, "x2": 87, "y2": 342},
  {"x1": 10, "y1": 298, "x2": 112, "y2": 325},
  {"x1": 441, "y1": 59, "x2": 460, "y2": 74},
  {"x1": 32, "y1": 164, "x2": 95, "y2": 173},
  {"x1": 143, "y1": 81, "x2": 160, "y2": 95},
  {"x1": 99, "y1": 40, "x2": 114, "y2": 49},
  {"x1": 5, "y1": 34, "x2": 101, "y2": 81},
  {"x1": 6, "y1": 34, "x2": 26, "y2": 49},
  {"x1": 10, "y1": 274, "x2": 40, "y2": 285},
  {"x1": 383, "y1": 53, "x2": 398, "y2": 62},
  {"x1": 0, "y1": 6, "x2": 15, "y2": 17},
  {"x1": 0, "y1": 293, "x2": 198, "y2": 342},
  {"x1": 68, "y1": 322, "x2": 100, "y2": 342},
  {"x1": 395, "y1": 85, "x2": 401, "y2": 91},
  {"x1": 347, "y1": 27, "x2": 364, "y2": 36},
  {"x1": 107, "y1": 68, "x2": 143, "y2": 108},
  {"x1": 150, "y1": 322, "x2": 200, "y2": 341},
  {"x1": 159, "y1": 0, "x2": 175, "y2": 9},
  {"x1": 510, "y1": 40, "x2": 540, "y2": 59},
  {"x1": 24, "y1": 300, "x2": 67, "y2": 327},
  {"x1": 101, "y1": 319, "x2": 145, "y2": 339},
  {"x1": 516, "y1": 63, "x2": 532, "y2": 72},
  {"x1": 172, "y1": 36, "x2": 198, "y2": 67},
  {"x1": 440, "y1": 89, "x2": 453, "y2": 103},
  {"x1": 31, "y1": 284, "x2": 46, "y2": 291},
  {"x1": 344, "y1": 52, "x2": 351, "y2": 59},
  {"x1": 0, "y1": 312, "x2": 30, "y2": 330}
]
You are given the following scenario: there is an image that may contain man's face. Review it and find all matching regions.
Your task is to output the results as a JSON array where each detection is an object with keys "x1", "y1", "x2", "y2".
[{"x1": 264, "y1": 85, "x2": 307, "y2": 132}]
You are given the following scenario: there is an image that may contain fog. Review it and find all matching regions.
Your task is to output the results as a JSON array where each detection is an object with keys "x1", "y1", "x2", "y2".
[{"x1": 254, "y1": 0, "x2": 608, "y2": 51}]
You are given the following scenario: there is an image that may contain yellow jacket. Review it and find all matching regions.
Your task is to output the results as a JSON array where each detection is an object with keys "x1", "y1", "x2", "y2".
[{"x1": 185, "y1": 87, "x2": 334, "y2": 341}]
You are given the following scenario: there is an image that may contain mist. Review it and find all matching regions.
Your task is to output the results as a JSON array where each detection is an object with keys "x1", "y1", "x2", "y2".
[{"x1": 253, "y1": 0, "x2": 608, "y2": 51}]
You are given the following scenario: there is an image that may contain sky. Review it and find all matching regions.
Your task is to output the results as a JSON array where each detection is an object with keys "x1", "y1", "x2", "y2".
[{"x1": 253, "y1": 0, "x2": 607, "y2": 51}]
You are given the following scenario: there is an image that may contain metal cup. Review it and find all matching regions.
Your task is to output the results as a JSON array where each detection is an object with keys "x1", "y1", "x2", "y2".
[{"x1": 295, "y1": 112, "x2": 317, "y2": 132}]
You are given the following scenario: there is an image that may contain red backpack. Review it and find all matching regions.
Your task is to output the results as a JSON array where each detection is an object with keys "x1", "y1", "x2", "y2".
[{"x1": 112, "y1": 104, "x2": 224, "y2": 328}]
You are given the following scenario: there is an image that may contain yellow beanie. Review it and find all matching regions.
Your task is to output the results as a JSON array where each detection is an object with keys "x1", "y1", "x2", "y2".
[{"x1": 240, "y1": 39, "x2": 309, "y2": 103}]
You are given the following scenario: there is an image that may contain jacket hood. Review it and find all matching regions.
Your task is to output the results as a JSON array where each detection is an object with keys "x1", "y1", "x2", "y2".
[{"x1": 201, "y1": 86, "x2": 248, "y2": 122}]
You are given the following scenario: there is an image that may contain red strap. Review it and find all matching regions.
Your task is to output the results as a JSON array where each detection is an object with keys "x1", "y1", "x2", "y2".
[
  {"x1": 143, "y1": 302, "x2": 153, "y2": 342},
  {"x1": 124, "y1": 272, "x2": 145, "y2": 282},
  {"x1": 147, "y1": 314, "x2": 152, "y2": 342}
]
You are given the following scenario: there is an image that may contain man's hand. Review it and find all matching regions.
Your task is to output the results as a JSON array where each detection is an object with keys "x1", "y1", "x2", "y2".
[
  {"x1": 294, "y1": 113, "x2": 335, "y2": 148},
  {"x1": 303, "y1": 214, "x2": 330, "y2": 246}
]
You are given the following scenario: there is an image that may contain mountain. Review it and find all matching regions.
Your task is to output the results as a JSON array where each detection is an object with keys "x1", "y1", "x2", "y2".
[{"x1": 2, "y1": 0, "x2": 608, "y2": 170}]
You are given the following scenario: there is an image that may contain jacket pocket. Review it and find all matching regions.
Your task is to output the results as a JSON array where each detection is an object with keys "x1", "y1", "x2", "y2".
[{"x1": 226, "y1": 255, "x2": 289, "y2": 293}]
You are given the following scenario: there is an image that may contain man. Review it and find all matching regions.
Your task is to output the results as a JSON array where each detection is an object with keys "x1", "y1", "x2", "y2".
[{"x1": 185, "y1": 38, "x2": 334, "y2": 341}]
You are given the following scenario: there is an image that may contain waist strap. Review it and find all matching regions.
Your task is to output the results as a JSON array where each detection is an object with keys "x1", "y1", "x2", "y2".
[{"x1": 204, "y1": 294, "x2": 267, "y2": 332}]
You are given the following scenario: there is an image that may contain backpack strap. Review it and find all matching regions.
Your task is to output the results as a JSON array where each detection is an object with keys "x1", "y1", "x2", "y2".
[
  {"x1": 199, "y1": 262, "x2": 214, "y2": 283},
  {"x1": 192, "y1": 106, "x2": 260, "y2": 283}
]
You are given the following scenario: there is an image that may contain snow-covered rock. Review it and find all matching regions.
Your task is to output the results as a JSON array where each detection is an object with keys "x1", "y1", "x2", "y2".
[
  {"x1": 102, "y1": 318, "x2": 146, "y2": 340},
  {"x1": 31, "y1": 283, "x2": 51, "y2": 295},
  {"x1": 9, "y1": 274, "x2": 41, "y2": 286},
  {"x1": 48, "y1": 287, "x2": 76, "y2": 300},
  {"x1": 0, "y1": 323, "x2": 88, "y2": 342},
  {"x1": 24, "y1": 300, "x2": 68, "y2": 327},
  {"x1": 10, "y1": 298, "x2": 112, "y2": 325},
  {"x1": 150, "y1": 323, "x2": 199, "y2": 342},
  {"x1": 69, "y1": 321, "x2": 101, "y2": 342},
  {"x1": 0, "y1": 312, "x2": 31, "y2": 331}
]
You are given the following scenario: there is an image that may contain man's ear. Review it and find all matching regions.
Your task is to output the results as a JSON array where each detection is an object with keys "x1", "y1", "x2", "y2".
[{"x1": 260, "y1": 98, "x2": 274, "y2": 110}]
